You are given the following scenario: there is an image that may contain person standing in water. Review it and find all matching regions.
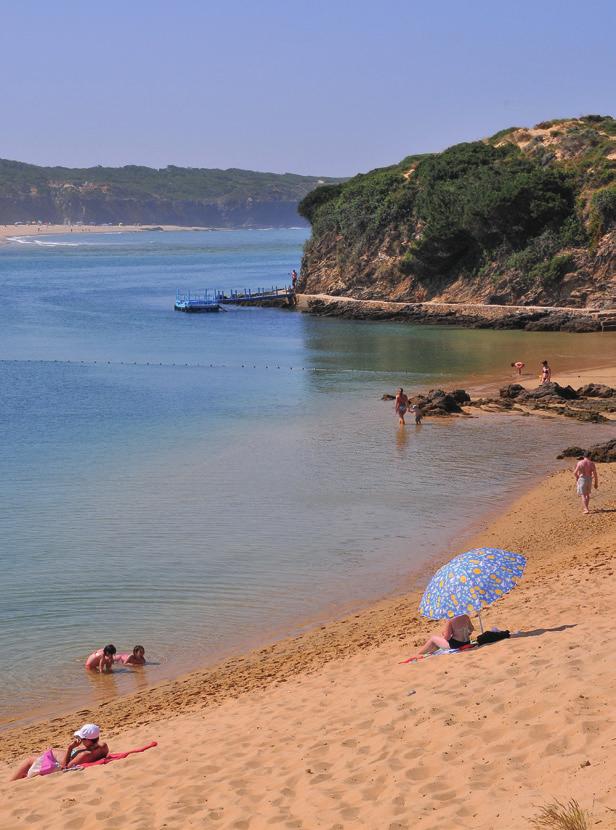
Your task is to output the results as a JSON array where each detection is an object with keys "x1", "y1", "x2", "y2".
[
  {"x1": 540, "y1": 360, "x2": 551, "y2": 384},
  {"x1": 394, "y1": 388, "x2": 409, "y2": 425},
  {"x1": 411, "y1": 403, "x2": 423, "y2": 425},
  {"x1": 574, "y1": 452, "x2": 599, "y2": 514},
  {"x1": 511, "y1": 361, "x2": 525, "y2": 376}
]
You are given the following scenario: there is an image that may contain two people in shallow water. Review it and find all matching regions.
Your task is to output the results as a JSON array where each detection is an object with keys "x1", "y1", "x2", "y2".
[
  {"x1": 11, "y1": 723, "x2": 109, "y2": 780},
  {"x1": 394, "y1": 388, "x2": 422, "y2": 426},
  {"x1": 85, "y1": 644, "x2": 146, "y2": 673}
]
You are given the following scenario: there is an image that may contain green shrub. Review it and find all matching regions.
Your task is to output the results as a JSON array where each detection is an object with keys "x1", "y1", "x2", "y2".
[
  {"x1": 531, "y1": 253, "x2": 575, "y2": 285},
  {"x1": 589, "y1": 184, "x2": 616, "y2": 240}
]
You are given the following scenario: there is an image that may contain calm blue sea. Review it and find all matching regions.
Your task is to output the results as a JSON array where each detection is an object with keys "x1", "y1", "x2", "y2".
[{"x1": 0, "y1": 228, "x2": 613, "y2": 726}]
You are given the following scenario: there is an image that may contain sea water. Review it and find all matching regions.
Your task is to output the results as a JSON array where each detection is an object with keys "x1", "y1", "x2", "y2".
[{"x1": 0, "y1": 229, "x2": 613, "y2": 726}]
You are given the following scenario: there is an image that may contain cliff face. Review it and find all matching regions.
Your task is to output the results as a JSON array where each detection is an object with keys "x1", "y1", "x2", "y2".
[
  {"x1": 0, "y1": 161, "x2": 343, "y2": 228},
  {"x1": 299, "y1": 117, "x2": 616, "y2": 309}
]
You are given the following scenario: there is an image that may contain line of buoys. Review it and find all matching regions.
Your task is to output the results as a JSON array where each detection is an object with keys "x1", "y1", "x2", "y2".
[{"x1": 0, "y1": 357, "x2": 419, "y2": 375}]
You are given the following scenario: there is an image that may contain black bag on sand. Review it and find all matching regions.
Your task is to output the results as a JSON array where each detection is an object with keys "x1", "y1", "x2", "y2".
[{"x1": 477, "y1": 630, "x2": 510, "y2": 646}]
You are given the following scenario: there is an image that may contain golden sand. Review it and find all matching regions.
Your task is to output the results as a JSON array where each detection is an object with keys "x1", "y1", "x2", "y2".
[{"x1": 1, "y1": 457, "x2": 615, "y2": 827}]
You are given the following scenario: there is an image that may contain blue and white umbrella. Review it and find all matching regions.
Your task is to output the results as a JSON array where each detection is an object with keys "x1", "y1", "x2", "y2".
[{"x1": 419, "y1": 547, "x2": 526, "y2": 630}]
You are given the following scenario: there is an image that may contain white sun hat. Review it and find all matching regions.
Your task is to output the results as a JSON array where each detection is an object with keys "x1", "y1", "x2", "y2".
[{"x1": 74, "y1": 723, "x2": 100, "y2": 740}]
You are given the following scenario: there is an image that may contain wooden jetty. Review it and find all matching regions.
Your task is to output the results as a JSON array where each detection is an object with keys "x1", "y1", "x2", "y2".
[{"x1": 175, "y1": 286, "x2": 295, "y2": 312}]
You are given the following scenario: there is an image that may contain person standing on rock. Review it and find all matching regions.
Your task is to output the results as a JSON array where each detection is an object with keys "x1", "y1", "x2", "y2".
[
  {"x1": 574, "y1": 452, "x2": 599, "y2": 514},
  {"x1": 540, "y1": 360, "x2": 551, "y2": 384},
  {"x1": 395, "y1": 388, "x2": 409, "y2": 426}
]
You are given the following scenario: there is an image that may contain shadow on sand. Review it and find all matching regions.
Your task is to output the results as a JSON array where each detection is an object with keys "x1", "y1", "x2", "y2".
[{"x1": 512, "y1": 624, "x2": 577, "y2": 639}]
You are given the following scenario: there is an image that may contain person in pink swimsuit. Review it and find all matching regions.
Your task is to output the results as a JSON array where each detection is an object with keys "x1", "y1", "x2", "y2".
[
  {"x1": 574, "y1": 452, "x2": 599, "y2": 514},
  {"x1": 85, "y1": 644, "x2": 116, "y2": 672},
  {"x1": 11, "y1": 723, "x2": 109, "y2": 780},
  {"x1": 511, "y1": 361, "x2": 525, "y2": 376},
  {"x1": 114, "y1": 645, "x2": 146, "y2": 666},
  {"x1": 540, "y1": 360, "x2": 551, "y2": 384}
]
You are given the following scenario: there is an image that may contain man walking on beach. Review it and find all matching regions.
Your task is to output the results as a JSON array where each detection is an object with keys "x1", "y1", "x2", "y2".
[{"x1": 574, "y1": 452, "x2": 599, "y2": 514}]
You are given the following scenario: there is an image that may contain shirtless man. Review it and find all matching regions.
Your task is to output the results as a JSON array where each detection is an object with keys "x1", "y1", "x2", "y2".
[
  {"x1": 394, "y1": 388, "x2": 409, "y2": 426},
  {"x1": 574, "y1": 452, "x2": 599, "y2": 514},
  {"x1": 85, "y1": 644, "x2": 116, "y2": 672}
]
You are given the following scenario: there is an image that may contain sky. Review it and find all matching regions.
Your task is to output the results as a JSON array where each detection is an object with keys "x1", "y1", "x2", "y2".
[{"x1": 1, "y1": 0, "x2": 615, "y2": 177}]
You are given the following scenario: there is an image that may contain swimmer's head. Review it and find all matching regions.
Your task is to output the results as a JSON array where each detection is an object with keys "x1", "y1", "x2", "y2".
[
  {"x1": 133, "y1": 645, "x2": 145, "y2": 657},
  {"x1": 103, "y1": 644, "x2": 116, "y2": 656}
]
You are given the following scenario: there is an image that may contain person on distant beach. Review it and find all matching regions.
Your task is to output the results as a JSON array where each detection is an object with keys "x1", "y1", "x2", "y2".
[
  {"x1": 115, "y1": 645, "x2": 146, "y2": 666},
  {"x1": 411, "y1": 403, "x2": 423, "y2": 425},
  {"x1": 511, "y1": 361, "x2": 525, "y2": 376},
  {"x1": 291, "y1": 269, "x2": 298, "y2": 289},
  {"x1": 540, "y1": 360, "x2": 551, "y2": 384},
  {"x1": 395, "y1": 388, "x2": 409, "y2": 425},
  {"x1": 85, "y1": 644, "x2": 117, "y2": 672},
  {"x1": 11, "y1": 723, "x2": 108, "y2": 780},
  {"x1": 412, "y1": 614, "x2": 474, "y2": 658},
  {"x1": 574, "y1": 452, "x2": 599, "y2": 514}
]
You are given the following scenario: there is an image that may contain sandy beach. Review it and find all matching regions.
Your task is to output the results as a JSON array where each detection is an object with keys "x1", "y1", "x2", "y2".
[
  {"x1": 1, "y1": 415, "x2": 615, "y2": 827},
  {"x1": 0, "y1": 223, "x2": 213, "y2": 246}
]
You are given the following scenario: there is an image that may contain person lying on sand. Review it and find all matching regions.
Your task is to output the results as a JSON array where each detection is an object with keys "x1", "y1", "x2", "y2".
[
  {"x1": 85, "y1": 644, "x2": 116, "y2": 672},
  {"x1": 114, "y1": 645, "x2": 146, "y2": 666},
  {"x1": 11, "y1": 723, "x2": 108, "y2": 780},
  {"x1": 412, "y1": 613, "x2": 474, "y2": 658}
]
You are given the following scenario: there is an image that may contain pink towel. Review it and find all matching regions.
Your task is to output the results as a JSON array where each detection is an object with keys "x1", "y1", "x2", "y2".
[{"x1": 79, "y1": 741, "x2": 158, "y2": 768}]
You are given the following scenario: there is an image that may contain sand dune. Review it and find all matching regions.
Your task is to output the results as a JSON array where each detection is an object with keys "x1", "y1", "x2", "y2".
[{"x1": 1, "y1": 465, "x2": 615, "y2": 828}]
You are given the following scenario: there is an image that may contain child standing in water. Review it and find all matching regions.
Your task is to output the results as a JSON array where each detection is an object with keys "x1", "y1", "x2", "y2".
[{"x1": 511, "y1": 361, "x2": 525, "y2": 376}]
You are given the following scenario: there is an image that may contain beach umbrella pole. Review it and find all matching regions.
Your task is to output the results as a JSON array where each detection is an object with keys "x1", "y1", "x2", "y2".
[{"x1": 477, "y1": 610, "x2": 485, "y2": 634}]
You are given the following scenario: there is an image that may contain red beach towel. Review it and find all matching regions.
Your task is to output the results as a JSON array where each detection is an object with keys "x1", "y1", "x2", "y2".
[{"x1": 79, "y1": 741, "x2": 158, "y2": 768}]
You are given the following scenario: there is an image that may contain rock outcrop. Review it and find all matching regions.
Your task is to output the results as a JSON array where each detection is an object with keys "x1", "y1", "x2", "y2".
[{"x1": 299, "y1": 116, "x2": 616, "y2": 314}]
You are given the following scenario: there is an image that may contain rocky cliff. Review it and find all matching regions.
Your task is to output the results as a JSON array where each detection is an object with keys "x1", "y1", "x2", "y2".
[
  {"x1": 0, "y1": 160, "x2": 343, "y2": 228},
  {"x1": 299, "y1": 116, "x2": 616, "y2": 309}
]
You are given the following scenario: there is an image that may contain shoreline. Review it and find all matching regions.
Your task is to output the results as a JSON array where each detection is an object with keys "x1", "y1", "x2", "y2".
[
  {"x1": 297, "y1": 292, "x2": 616, "y2": 332},
  {"x1": 1, "y1": 361, "x2": 614, "y2": 759},
  {"x1": 2, "y1": 464, "x2": 615, "y2": 826}
]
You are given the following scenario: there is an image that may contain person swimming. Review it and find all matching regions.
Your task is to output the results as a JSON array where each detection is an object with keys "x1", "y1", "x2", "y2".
[
  {"x1": 11, "y1": 723, "x2": 109, "y2": 780},
  {"x1": 85, "y1": 644, "x2": 116, "y2": 672},
  {"x1": 114, "y1": 645, "x2": 146, "y2": 666}
]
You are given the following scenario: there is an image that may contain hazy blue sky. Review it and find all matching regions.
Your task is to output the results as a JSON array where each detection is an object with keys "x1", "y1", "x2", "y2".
[{"x1": 2, "y1": 0, "x2": 615, "y2": 176}]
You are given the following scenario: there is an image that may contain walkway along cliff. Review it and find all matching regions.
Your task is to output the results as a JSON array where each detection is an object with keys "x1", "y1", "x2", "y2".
[{"x1": 297, "y1": 116, "x2": 616, "y2": 330}]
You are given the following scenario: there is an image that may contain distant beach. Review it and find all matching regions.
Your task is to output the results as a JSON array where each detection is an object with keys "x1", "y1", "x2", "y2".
[{"x1": 0, "y1": 223, "x2": 210, "y2": 247}]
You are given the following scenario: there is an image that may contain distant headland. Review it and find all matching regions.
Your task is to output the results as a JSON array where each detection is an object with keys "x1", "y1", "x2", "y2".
[{"x1": 0, "y1": 159, "x2": 344, "y2": 228}]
